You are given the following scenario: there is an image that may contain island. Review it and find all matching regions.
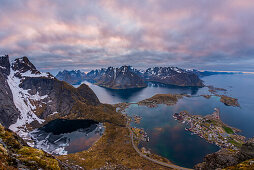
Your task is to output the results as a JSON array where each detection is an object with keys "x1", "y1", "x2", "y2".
[
  {"x1": 203, "y1": 85, "x2": 240, "y2": 107},
  {"x1": 218, "y1": 95, "x2": 240, "y2": 107},
  {"x1": 138, "y1": 94, "x2": 188, "y2": 107}
]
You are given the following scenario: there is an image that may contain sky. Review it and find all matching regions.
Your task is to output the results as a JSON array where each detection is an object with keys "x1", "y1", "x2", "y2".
[{"x1": 0, "y1": 0, "x2": 254, "y2": 74}]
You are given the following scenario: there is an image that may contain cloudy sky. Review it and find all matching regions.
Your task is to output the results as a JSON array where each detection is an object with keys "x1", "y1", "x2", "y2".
[{"x1": 0, "y1": 0, "x2": 254, "y2": 74}]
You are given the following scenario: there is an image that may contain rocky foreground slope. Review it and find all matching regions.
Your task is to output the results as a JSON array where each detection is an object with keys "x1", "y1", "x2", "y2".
[
  {"x1": 195, "y1": 138, "x2": 254, "y2": 170},
  {"x1": 0, "y1": 123, "x2": 61, "y2": 169}
]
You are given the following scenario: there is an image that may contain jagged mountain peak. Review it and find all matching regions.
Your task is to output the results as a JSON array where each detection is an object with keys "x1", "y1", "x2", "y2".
[
  {"x1": 146, "y1": 66, "x2": 186, "y2": 74},
  {"x1": 9, "y1": 56, "x2": 54, "y2": 79},
  {"x1": 56, "y1": 69, "x2": 86, "y2": 85},
  {"x1": 86, "y1": 65, "x2": 147, "y2": 89},
  {"x1": 12, "y1": 56, "x2": 40, "y2": 74}
]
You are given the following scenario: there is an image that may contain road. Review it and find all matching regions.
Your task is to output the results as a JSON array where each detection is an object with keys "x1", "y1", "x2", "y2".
[{"x1": 128, "y1": 126, "x2": 193, "y2": 170}]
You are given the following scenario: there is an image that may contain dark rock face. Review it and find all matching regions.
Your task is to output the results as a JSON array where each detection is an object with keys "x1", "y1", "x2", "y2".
[
  {"x1": 0, "y1": 55, "x2": 10, "y2": 76},
  {"x1": 0, "y1": 55, "x2": 20, "y2": 127},
  {"x1": 195, "y1": 138, "x2": 254, "y2": 170},
  {"x1": 86, "y1": 66, "x2": 147, "y2": 89},
  {"x1": 12, "y1": 56, "x2": 40, "y2": 75},
  {"x1": 56, "y1": 70, "x2": 86, "y2": 85},
  {"x1": 20, "y1": 77, "x2": 100, "y2": 119},
  {"x1": 0, "y1": 72, "x2": 20, "y2": 127},
  {"x1": 0, "y1": 55, "x2": 100, "y2": 128},
  {"x1": 143, "y1": 67, "x2": 204, "y2": 87}
]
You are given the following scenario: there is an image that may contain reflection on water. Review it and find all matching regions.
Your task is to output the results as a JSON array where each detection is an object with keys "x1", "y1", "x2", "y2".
[
  {"x1": 76, "y1": 81, "x2": 201, "y2": 104},
  {"x1": 30, "y1": 119, "x2": 104, "y2": 155},
  {"x1": 126, "y1": 104, "x2": 219, "y2": 168}
]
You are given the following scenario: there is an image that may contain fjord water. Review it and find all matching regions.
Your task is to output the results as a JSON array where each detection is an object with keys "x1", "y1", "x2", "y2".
[{"x1": 79, "y1": 74, "x2": 254, "y2": 168}]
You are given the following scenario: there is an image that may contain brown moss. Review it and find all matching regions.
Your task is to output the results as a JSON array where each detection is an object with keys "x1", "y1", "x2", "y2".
[
  {"x1": 58, "y1": 123, "x2": 172, "y2": 169},
  {"x1": 17, "y1": 147, "x2": 60, "y2": 170},
  {"x1": 225, "y1": 159, "x2": 254, "y2": 169},
  {"x1": 0, "y1": 124, "x2": 60, "y2": 169}
]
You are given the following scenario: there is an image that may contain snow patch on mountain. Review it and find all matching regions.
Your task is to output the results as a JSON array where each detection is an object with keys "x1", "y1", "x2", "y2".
[
  {"x1": 21, "y1": 70, "x2": 53, "y2": 78},
  {"x1": 7, "y1": 68, "x2": 46, "y2": 141}
]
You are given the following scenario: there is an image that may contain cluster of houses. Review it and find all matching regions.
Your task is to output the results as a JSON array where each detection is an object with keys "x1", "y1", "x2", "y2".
[{"x1": 173, "y1": 110, "x2": 245, "y2": 150}]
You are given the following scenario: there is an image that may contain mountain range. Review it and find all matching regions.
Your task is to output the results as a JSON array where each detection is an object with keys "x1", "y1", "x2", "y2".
[{"x1": 56, "y1": 66, "x2": 204, "y2": 89}]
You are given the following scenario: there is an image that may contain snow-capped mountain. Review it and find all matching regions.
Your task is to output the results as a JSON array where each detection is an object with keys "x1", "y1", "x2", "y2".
[
  {"x1": 86, "y1": 66, "x2": 147, "y2": 89},
  {"x1": 56, "y1": 70, "x2": 86, "y2": 85},
  {"x1": 84, "y1": 66, "x2": 204, "y2": 88},
  {"x1": 143, "y1": 67, "x2": 204, "y2": 87},
  {"x1": 0, "y1": 55, "x2": 100, "y2": 145}
]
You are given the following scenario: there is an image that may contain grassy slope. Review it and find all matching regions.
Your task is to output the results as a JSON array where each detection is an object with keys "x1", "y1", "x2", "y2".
[{"x1": 0, "y1": 124, "x2": 60, "y2": 169}]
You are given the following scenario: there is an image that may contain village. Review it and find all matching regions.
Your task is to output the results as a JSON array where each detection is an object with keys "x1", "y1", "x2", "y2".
[{"x1": 173, "y1": 108, "x2": 246, "y2": 150}]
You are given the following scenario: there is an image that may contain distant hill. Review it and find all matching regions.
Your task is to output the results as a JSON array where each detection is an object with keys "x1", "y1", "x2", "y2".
[{"x1": 192, "y1": 70, "x2": 237, "y2": 77}]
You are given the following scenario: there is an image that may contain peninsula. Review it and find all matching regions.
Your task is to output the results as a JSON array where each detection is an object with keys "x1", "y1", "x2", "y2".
[{"x1": 173, "y1": 108, "x2": 245, "y2": 150}]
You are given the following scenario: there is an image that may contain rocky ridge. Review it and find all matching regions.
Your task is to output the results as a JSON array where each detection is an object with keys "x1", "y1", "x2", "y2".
[
  {"x1": 64, "y1": 66, "x2": 204, "y2": 89},
  {"x1": 143, "y1": 67, "x2": 204, "y2": 87},
  {"x1": 86, "y1": 66, "x2": 147, "y2": 89},
  {"x1": 56, "y1": 70, "x2": 86, "y2": 85}
]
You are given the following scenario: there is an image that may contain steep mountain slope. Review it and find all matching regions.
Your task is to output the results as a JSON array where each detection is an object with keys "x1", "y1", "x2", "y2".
[
  {"x1": 143, "y1": 67, "x2": 204, "y2": 87},
  {"x1": 0, "y1": 55, "x2": 100, "y2": 141},
  {"x1": 56, "y1": 70, "x2": 86, "y2": 85},
  {"x1": 0, "y1": 55, "x2": 20, "y2": 128},
  {"x1": 86, "y1": 66, "x2": 147, "y2": 89}
]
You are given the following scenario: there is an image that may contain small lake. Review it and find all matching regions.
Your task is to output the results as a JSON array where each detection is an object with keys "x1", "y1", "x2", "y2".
[
  {"x1": 76, "y1": 74, "x2": 254, "y2": 168},
  {"x1": 30, "y1": 119, "x2": 104, "y2": 155}
]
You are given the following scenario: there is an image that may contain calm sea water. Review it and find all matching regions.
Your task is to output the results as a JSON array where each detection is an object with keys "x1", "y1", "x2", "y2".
[{"x1": 78, "y1": 74, "x2": 254, "y2": 168}]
